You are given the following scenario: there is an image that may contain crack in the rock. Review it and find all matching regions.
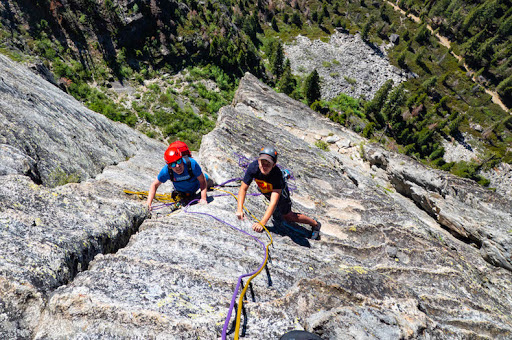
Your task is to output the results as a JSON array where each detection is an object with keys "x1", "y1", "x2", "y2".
[{"x1": 58, "y1": 213, "x2": 147, "y2": 289}]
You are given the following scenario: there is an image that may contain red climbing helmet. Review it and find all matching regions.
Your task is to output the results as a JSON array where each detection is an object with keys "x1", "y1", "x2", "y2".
[
  {"x1": 164, "y1": 141, "x2": 192, "y2": 164},
  {"x1": 164, "y1": 146, "x2": 182, "y2": 164}
]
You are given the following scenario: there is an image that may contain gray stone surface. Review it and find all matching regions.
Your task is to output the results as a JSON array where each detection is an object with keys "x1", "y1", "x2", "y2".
[
  {"x1": 365, "y1": 145, "x2": 512, "y2": 271},
  {"x1": 0, "y1": 54, "x2": 162, "y2": 187},
  {"x1": 482, "y1": 162, "x2": 512, "y2": 197},
  {"x1": 284, "y1": 32, "x2": 413, "y2": 100},
  {"x1": 0, "y1": 54, "x2": 164, "y2": 338},
  {"x1": 1, "y1": 61, "x2": 512, "y2": 339}
]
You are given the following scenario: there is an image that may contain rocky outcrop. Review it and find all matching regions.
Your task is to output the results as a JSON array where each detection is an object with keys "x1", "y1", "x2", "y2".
[
  {"x1": 284, "y1": 32, "x2": 413, "y2": 100},
  {"x1": 365, "y1": 146, "x2": 512, "y2": 271},
  {"x1": 1, "y1": 60, "x2": 512, "y2": 339},
  {"x1": 0, "y1": 54, "x2": 165, "y2": 338},
  {"x1": 0, "y1": 54, "x2": 163, "y2": 187},
  {"x1": 482, "y1": 162, "x2": 512, "y2": 198}
]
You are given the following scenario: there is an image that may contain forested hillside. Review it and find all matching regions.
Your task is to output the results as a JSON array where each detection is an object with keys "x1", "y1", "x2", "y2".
[
  {"x1": 396, "y1": 0, "x2": 512, "y2": 104},
  {"x1": 0, "y1": 0, "x2": 510, "y2": 185}
]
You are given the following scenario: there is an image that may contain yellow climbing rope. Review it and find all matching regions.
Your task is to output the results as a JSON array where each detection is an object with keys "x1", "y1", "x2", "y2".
[
  {"x1": 126, "y1": 186, "x2": 273, "y2": 339},
  {"x1": 123, "y1": 190, "x2": 181, "y2": 203},
  {"x1": 212, "y1": 187, "x2": 273, "y2": 340}
]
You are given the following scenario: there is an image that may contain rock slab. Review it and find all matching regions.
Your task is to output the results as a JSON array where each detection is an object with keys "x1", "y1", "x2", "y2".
[{"x1": 0, "y1": 59, "x2": 511, "y2": 339}]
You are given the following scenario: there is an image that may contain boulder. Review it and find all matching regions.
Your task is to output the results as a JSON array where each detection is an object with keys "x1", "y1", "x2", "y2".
[{"x1": 390, "y1": 34, "x2": 400, "y2": 45}]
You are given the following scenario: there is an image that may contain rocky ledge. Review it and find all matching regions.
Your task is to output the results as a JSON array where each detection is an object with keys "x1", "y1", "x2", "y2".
[{"x1": 0, "y1": 56, "x2": 511, "y2": 339}]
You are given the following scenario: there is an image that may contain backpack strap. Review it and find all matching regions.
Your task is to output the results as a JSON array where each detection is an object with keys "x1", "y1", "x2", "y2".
[
  {"x1": 168, "y1": 164, "x2": 175, "y2": 182},
  {"x1": 168, "y1": 155, "x2": 195, "y2": 182},
  {"x1": 183, "y1": 155, "x2": 194, "y2": 178}
]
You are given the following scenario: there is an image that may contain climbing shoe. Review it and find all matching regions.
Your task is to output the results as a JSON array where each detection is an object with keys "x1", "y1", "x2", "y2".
[{"x1": 311, "y1": 220, "x2": 321, "y2": 240}]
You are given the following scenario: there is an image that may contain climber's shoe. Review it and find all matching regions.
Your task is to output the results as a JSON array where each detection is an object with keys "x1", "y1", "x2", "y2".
[{"x1": 311, "y1": 220, "x2": 321, "y2": 240}]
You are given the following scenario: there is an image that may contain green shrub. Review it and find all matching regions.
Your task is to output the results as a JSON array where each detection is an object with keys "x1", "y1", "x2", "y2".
[
  {"x1": 159, "y1": 93, "x2": 171, "y2": 104},
  {"x1": 362, "y1": 122, "x2": 376, "y2": 138},
  {"x1": 431, "y1": 157, "x2": 446, "y2": 167},
  {"x1": 315, "y1": 140, "x2": 329, "y2": 150},
  {"x1": 429, "y1": 146, "x2": 445, "y2": 160},
  {"x1": 310, "y1": 101, "x2": 323, "y2": 112},
  {"x1": 148, "y1": 83, "x2": 161, "y2": 93},
  {"x1": 450, "y1": 161, "x2": 490, "y2": 186}
]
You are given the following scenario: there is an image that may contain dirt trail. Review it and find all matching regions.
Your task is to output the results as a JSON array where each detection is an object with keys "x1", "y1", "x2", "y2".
[{"x1": 386, "y1": 1, "x2": 510, "y2": 114}]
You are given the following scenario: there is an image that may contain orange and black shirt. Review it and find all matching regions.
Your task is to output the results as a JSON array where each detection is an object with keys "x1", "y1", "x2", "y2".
[{"x1": 242, "y1": 160, "x2": 284, "y2": 199}]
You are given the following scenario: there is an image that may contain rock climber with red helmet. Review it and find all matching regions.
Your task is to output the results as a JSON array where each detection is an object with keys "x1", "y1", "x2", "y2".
[
  {"x1": 146, "y1": 142, "x2": 209, "y2": 210},
  {"x1": 236, "y1": 146, "x2": 322, "y2": 240}
]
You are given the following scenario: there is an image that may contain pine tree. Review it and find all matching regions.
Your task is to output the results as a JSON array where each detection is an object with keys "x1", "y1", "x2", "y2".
[
  {"x1": 303, "y1": 69, "x2": 321, "y2": 106},
  {"x1": 278, "y1": 59, "x2": 296, "y2": 95},
  {"x1": 322, "y1": 4, "x2": 329, "y2": 18},
  {"x1": 361, "y1": 15, "x2": 375, "y2": 42},
  {"x1": 270, "y1": 41, "x2": 284, "y2": 78},
  {"x1": 475, "y1": 36, "x2": 497, "y2": 65},
  {"x1": 291, "y1": 12, "x2": 302, "y2": 27},
  {"x1": 498, "y1": 14, "x2": 512, "y2": 37},
  {"x1": 497, "y1": 74, "x2": 512, "y2": 101},
  {"x1": 479, "y1": 0, "x2": 498, "y2": 28},
  {"x1": 312, "y1": 11, "x2": 318, "y2": 22},
  {"x1": 461, "y1": 6, "x2": 482, "y2": 34},
  {"x1": 271, "y1": 17, "x2": 279, "y2": 31},
  {"x1": 381, "y1": 84, "x2": 406, "y2": 124},
  {"x1": 364, "y1": 79, "x2": 393, "y2": 125},
  {"x1": 414, "y1": 24, "x2": 431, "y2": 44},
  {"x1": 397, "y1": 50, "x2": 407, "y2": 68}
]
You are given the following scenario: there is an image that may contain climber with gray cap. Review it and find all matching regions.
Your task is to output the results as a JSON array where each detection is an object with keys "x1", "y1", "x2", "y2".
[{"x1": 236, "y1": 146, "x2": 322, "y2": 240}]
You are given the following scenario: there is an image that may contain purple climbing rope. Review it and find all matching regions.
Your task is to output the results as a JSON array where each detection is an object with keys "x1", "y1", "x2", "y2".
[
  {"x1": 215, "y1": 177, "x2": 243, "y2": 187},
  {"x1": 181, "y1": 197, "x2": 268, "y2": 340},
  {"x1": 150, "y1": 152, "x2": 296, "y2": 337}
]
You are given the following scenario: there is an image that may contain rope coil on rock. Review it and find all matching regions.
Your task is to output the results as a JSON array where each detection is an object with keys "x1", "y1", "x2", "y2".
[
  {"x1": 211, "y1": 187, "x2": 273, "y2": 340},
  {"x1": 125, "y1": 153, "x2": 294, "y2": 338}
]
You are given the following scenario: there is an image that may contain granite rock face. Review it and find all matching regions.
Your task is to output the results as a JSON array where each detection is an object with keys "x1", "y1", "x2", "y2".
[
  {"x1": 0, "y1": 54, "x2": 162, "y2": 187},
  {"x1": 0, "y1": 54, "x2": 165, "y2": 338},
  {"x1": 1, "y1": 62, "x2": 512, "y2": 339},
  {"x1": 365, "y1": 146, "x2": 512, "y2": 271}
]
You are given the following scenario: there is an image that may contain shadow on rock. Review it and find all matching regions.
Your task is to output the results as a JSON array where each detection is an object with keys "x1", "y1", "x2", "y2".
[{"x1": 267, "y1": 218, "x2": 312, "y2": 248}]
